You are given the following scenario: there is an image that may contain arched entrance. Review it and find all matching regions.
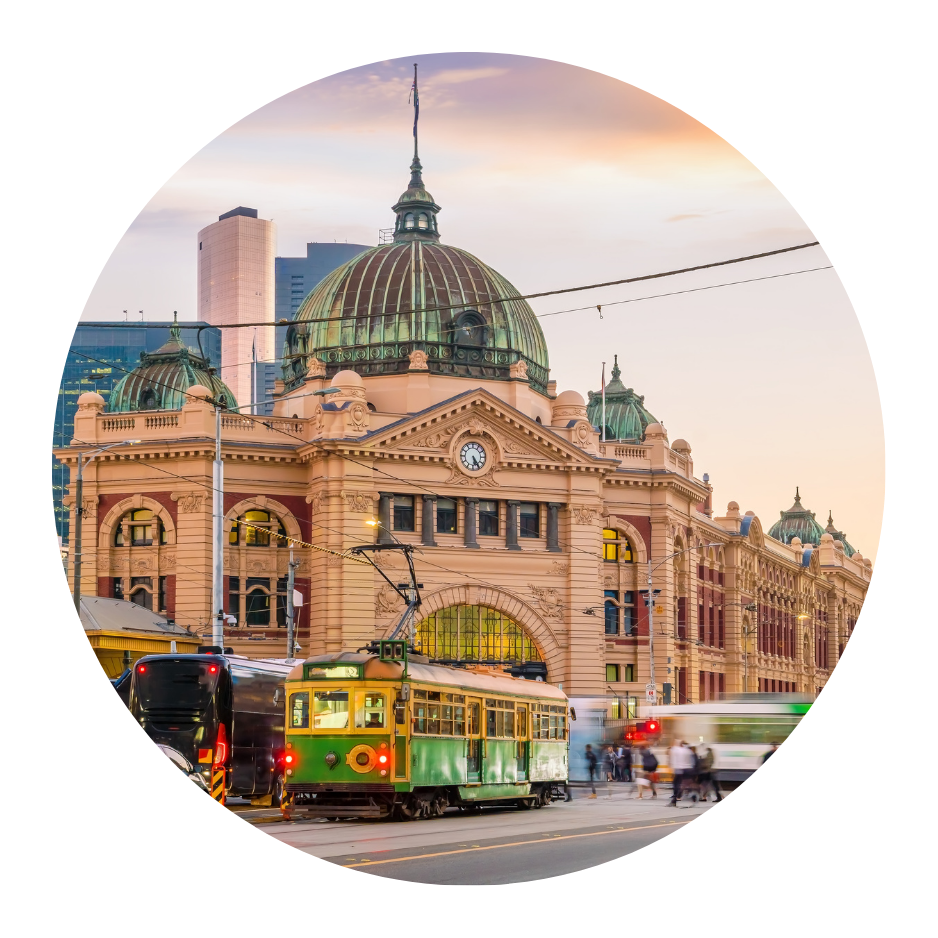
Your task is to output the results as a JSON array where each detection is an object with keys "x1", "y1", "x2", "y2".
[{"x1": 416, "y1": 604, "x2": 543, "y2": 669}]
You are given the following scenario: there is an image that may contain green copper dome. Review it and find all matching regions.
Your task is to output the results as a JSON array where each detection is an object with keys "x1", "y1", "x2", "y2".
[
  {"x1": 108, "y1": 314, "x2": 236, "y2": 413},
  {"x1": 586, "y1": 355, "x2": 657, "y2": 442},
  {"x1": 767, "y1": 488, "x2": 827, "y2": 547},
  {"x1": 824, "y1": 511, "x2": 857, "y2": 557},
  {"x1": 281, "y1": 155, "x2": 549, "y2": 395}
]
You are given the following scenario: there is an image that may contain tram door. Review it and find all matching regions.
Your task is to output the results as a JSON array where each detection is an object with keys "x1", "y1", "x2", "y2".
[
  {"x1": 516, "y1": 705, "x2": 529, "y2": 781},
  {"x1": 467, "y1": 698, "x2": 482, "y2": 783}
]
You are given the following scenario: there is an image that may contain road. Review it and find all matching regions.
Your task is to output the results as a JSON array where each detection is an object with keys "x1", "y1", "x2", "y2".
[{"x1": 232, "y1": 784, "x2": 716, "y2": 884}]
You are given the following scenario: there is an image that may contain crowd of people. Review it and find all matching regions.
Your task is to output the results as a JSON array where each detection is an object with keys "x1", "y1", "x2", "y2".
[{"x1": 583, "y1": 738, "x2": 753, "y2": 804}]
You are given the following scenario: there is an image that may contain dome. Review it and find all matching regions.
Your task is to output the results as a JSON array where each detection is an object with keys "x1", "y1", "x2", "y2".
[
  {"x1": 77, "y1": 391, "x2": 105, "y2": 407},
  {"x1": 586, "y1": 355, "x2": 657, "y2": 442},
  {"x1": 554, "y1": 390, "x2": 585, "y2": 406},
  {"x1": 108, "y1": 314, "x2": 236, "y2": 413},
  {"x1": 767, "y1": 487, "x2": 827, "y2": 548},
  {"x1": 823, "y1": 510, "x2": 856, "y2": 557},
  {"x1": 282, "y1": 151, "x2": 549, "y2": 396}
]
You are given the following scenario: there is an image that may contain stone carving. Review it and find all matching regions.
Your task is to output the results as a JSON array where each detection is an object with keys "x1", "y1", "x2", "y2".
[
  {"x1": 528, "y1": 584, "x2": 563, "y2": 618},
  {"x1": 110, "y1": 556, "x2": 127, "y2": 571},
  {"x1": 173, "y1": 492, "x2": 204, "y2": 513},
  {"x1": 552, "y1": 405, "x2": 587, "y2": 420},
  {"x1": 307, "y1": 356, "x2": 327, "y2": 378},
  {"x1": 375, "y1": 584, "x2": 405, "y2": 616},
  {"x1": 131, "y1": 556, "x2": 154, "y2": 573},
  {"x1": 344, "y1": 492, "x2": 374, "y2": 513},
  {"x1": 501, "y1": 438, "x2": 534, "y2": 456},
  {"x1": 412, "y1": 427, "x2": 458, "y2": 449},
  {"x1": 373, "y1": 551, "x2": 403, "y2": 570},
  {"x1": 571, "y1": 506, "x2": 597, "y2": 525},
  {"x1": 509, "y1": 360, "x2": 528, "y2": 380},
  {"x1": 443, "y1": 467, "x2": 500, "y2": 487},
  {"x1": 573, "y1": 421, "x2": 592, "y2": 446},
  {"x1": 549, "y1": 561, "x2": 569, "y2": 575},
  {"x1": 408, "y1": 349, "x2": 429, "y2": 370},
  {"x1": 347, "y1": 402, "x2": 368, "y2": 430},
  {"x1": 248, "y1": 558, "x2": 271, "y2": 574},
  {"x1": 80, "y1": 498, "x2": 98, "y2": 517},
  {"x1": 306, "y1": 493, "x2": 324, "y2": 515},
  {"x1": 326, "y1": 554, "x2": 343, "y2": 566},
  {"x1": 161, "y1": 553, "x2": 176, "y2": 571}
]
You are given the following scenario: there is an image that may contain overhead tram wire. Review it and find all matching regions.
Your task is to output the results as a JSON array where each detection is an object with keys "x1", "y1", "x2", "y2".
[{"x1": 74, "y1": 240, "x2": 823, "y2": 334}]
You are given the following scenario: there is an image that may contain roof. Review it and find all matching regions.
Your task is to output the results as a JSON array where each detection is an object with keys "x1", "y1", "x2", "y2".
[
  {"x1": 80, "y1": 595, "x2": 190, "y2": 636},
  {"x1": 767, "y1": 487, "x2": 827, "y2": 547},
  {"x1": 586, "y1": 355, "x2": 657, "y2": 442}
]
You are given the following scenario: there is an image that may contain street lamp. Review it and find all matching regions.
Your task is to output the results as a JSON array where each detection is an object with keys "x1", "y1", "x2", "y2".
[
  {"x1": 209, "y1": 385, "x2": 340, "y2": 651},
  {"x1": 644, "y1": 542, "x2": 721, "y2": 705},
  {"x1": 72, "y1": 440, "x2": 140, "y2": 613}
]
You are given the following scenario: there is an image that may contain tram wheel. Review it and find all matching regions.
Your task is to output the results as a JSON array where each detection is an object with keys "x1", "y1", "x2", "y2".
[
  {"x1": 394, "y1": 797, "x2": 418, "y2": 822},
  {"x1": 538, "y1": 787, "x2": 551, "y2": 807},
  {"x1": 517, "y1": 798, "x2": 533, "y2": 810}
]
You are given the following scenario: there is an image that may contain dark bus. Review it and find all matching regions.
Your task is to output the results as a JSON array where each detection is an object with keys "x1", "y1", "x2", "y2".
[{"x1": 129, "y1": 653, "x2": 293, "y2": 804}]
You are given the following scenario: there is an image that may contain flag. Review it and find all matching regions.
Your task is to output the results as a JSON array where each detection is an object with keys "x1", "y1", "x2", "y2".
[{"x1": 409, "y1": 65, "x2": 419, "y2": 138}]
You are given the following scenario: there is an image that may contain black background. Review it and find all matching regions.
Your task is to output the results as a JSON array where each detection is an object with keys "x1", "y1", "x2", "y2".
[{"x1": 7, "y1": 4, "x2": 930, "y2": 933}]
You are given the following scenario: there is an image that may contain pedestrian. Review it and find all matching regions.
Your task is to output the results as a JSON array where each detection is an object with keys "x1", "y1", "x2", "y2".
[
  {"x1": 585, "y1": 744, "x2": 598, "y2": 798},
  {"x1": 696, "y1": 744, "x2": 722, "y2": 802},
  {"x1": 621, "y1": 740, "x2": 633, "y2": 782},
  {"x1": 669, "y1": 739, "x2": 695, "y2": 806},
  {"x1": 603, "y1": 745, "x2": 617, "y2": 782},
  {"x1": 761, "y1": 742, "x2": 780, "y2": 764},
  {"x1": 615, "y1": 744, "x2": 627, "y2": 783},
  {"x1": 637, "y1": 743, "x2": 658, "y2": 799}
]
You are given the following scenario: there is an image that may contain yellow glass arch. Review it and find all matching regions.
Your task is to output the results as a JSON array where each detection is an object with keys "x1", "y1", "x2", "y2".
[{"x1": 416, "y1": 605, "x2": 542, "y2": 664}]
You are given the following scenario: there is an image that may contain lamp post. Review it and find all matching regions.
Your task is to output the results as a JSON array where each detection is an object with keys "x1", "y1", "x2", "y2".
[
  {"x1": 644, "y1": 543, "x2": 721, "y2": 705},
  {"x1": 210, "y1": 386, "x2": 339, "y2": 650},
  {"x1": 72, "y1": 440, "x2": 140, "y2": 613}
]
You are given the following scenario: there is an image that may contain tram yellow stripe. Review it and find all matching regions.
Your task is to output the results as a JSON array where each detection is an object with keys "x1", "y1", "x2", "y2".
[{"x1": 340, "y1": 819, "x2": 691, "y2": 868}]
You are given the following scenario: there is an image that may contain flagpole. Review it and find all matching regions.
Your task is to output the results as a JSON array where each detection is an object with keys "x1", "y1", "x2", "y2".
[
  {"x1": 412, "y1": 63, "x2": 419, "y2": 160},
  {"x1": 601, "y1": 361, "x2": 606, "y2": 443}
]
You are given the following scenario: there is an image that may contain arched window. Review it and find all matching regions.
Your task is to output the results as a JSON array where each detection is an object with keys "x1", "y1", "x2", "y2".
[
  {"x1": 453, "y1": 311, "x2": 486, "y2": 347},
  {"x1": 602, "y1": 529, "x2": 632, "y2": 562},
  {"x1": 114, "y1": 508, "x2": 167, "y2": 547},
  {"x1": 140, "y1": 388, "x2": 158, "y2": 410},
  {"x1": 245, "y1": 578, "x2": 271, "y2": 626},
  {"x1": 416, "y1": 605, "x2": 542, "y2": 665},
  {"x1": 229, "y1": 510, "x2": 289, "y2": 548},
  {"x1": 404, "y1": 212, "x2": 415, "y2": 229},
  {"x1": 129, "y1": 576, "x2": 153, "y2": 610},
  {"x1": 417, "y1": 213, "x2": 428, "y2": 229}
]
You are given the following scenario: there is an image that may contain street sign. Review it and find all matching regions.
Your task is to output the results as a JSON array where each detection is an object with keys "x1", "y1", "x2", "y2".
[{"x1": 645, "y1": 683, "x2": 656, "y2": 703}]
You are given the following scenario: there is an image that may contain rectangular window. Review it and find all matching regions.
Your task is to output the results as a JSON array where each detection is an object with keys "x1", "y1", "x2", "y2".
[
  {"x1": 393, "y1": 495, "x2": 415, "y2": 531},
  {"x1": 698, "y1": 604, "x2": 705, "y2": 643},
  {"x1": 479, "y1": 500, "x2": 499, "y2": 536},
  {"x1": 622, "y1": 592, "x2": 635, "y2": 635},
  {"x1": 677, "y1": 597, "x2": 687, "y2": 640},
  {"x1": 604, "y1": 590, "x2": 619, "y2": 635},
  {"x1": 623, "y1": 663, "x2": 634, "y2": 683},
  {"x1": 436, "y1": 498, "x2": 457, "y2": 534},
  {"x1": 606, "y1": 663, "x2": 619, "y2": 682},
  {"x1": 356, "y1": 692, "x2": 387, "y2": 729},
  {"x1": 228, "y1": 577, "x2": 239, "y2": 617},
  {"x1": 718, "y1": 607, "x2": 725, "y2": 648},
  {"x1": 519, "y1": 502, "x2": 540, "y2": 538},
  {"x1": 158, "y1": 576, "x2": 167, "y2": 612},
  {"x1": 112, "y1": 578, "x2": 123, "y2": 600},
  {"x1": 313, "y1": 690, "x2": 349, "y2": 729},
  {"x1": 290, "y1": 692, "x2": 309, "y2": 729}
]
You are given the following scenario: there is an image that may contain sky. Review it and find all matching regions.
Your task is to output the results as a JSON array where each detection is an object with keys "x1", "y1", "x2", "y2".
[{"x1": 77, "y1": 51, "x2": 883, "y2": 559}]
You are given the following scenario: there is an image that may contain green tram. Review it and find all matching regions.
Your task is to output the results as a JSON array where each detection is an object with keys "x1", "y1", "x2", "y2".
[{"x1": 282, "y1": 640, "x2": 571, "y2": 820}]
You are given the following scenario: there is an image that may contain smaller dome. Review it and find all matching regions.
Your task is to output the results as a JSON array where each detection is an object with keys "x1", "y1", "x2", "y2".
[
  {"x1": 727, "y1": 501, "x2": 739, "y2": 512},
  {"x1": 187, "y1": 385, "x2": 213, "y2": 400},
  {"x1": 586, "y1": 354, "x2": 658, "y2": 442},
  {"x1": 333, "y1": 369, "x2": 364, "y2": 389},
  {"x1": 554, "y1": 390, "x2": 585, "y2": 406},
  {"x1": 77, "y1": 391, "x2": 105, "y2": 407},
  {"x1": 672, "y1": 438, "x2": 691, "y2": 454},
  {"x1": 820, "y1": 533, "x2": 834, "y2": 543},
  {"x1": 644, "y1": 422, "x2": 667, "y2": 439}
]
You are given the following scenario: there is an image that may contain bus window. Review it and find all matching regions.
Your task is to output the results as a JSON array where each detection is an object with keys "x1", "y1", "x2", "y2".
[
  {"x1": 356, "y1": 693, "x2": 386, "y2": 729},
  {"x1": 290, "y1": 692, "x2": 309, "y2": 729},
  {"x1": 313, "y1": 690, "x2": 349, "y2": 729}
]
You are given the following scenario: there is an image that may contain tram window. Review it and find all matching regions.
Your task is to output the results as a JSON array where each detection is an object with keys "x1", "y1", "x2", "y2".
[
  {"x1": 454, "y1": 706, "x2": 466, "y2": 735},
  {"x1": 413, "y1": 689, "x2": 428, "y2": 699},
  {"x1": 486, "y1": 708, "x2": 497, "y2": 738},
  {"x1": 427, "y1": 690, "x2": 442, "y2": 702},
  {"x1": 517, "y1": 706, "x2": 527, "y2": 738},
  {"x1": 290, "y1": 692, "x2": 309, "y2": 729},
  {"x1": 313, "y1": 690, "x2": 349, "y2": 729},
  {"x1": 441, "y1": 704, "x2": 453, "y2": 735},
  {"x1": 413, "y1": 703, "x2": 427, "y2": 734},
  {"x1": 427, "y1": 703, "x2": 441, "y2": 735},
  {"x1": 469, "y1": 702, "x2": 480, "y2": 736},
  {"x1": 356, "y1": 693, "x2": 386, "y2": 729}
]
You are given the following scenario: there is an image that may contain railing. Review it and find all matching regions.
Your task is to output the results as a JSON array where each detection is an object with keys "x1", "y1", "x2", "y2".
[
  {"x1": 102, "y1": 417, "x2": 135, "y2": 432},
  {"x1": 599, "y1": 443, "x2": 650, "y2": 462},
  {"x1": 264, "y1": 419, "x2": 304, "y2": 435},
  {"x1": 221, "y1": 415, "x2": 254, "y2": 431},
  {"x1": 145, "y1": 414, "x2": 178, "y2": 429}
]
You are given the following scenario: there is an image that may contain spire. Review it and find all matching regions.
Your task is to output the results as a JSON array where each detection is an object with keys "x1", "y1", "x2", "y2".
[
  {"x1": 392, "y1": 64, "x2": 442, "y2": 244},
  {"x1": 170, "y1": 310, "x2": 181, "y2": 342},
  {"x1": 610, "y1": 354, "x2": 621, "y2": 382}
]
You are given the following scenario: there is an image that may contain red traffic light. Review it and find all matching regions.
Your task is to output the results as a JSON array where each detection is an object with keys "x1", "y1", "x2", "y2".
[
  {"x1": 137, "y1": 665, "x2": 146, "y2": 673},
  {"x1": 647, "y1": 720, "x2": 659, "y2": 733}
]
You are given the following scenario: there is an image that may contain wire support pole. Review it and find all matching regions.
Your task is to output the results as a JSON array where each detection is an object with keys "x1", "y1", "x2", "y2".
[{"x1": 212, "y1": 405, "x2": 225, "y2": 649}]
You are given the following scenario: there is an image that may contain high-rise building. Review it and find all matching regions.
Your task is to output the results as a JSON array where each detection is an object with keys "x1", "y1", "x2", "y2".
[
  {"x1": 198, "y1": 206, "x2": 275, "y2": 408},
  {"x1": 53, "y1": 320, "x2": 221, "y2": 539}
]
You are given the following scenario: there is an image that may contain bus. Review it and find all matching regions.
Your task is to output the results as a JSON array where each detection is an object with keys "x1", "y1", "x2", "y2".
[
  {"x1": 282, "y1": 639, "x2": 571, "y2": 820},
  {"x1": 643, "y1": 694, "x2": 812, "y2": 786},
  {"x1": 129, "y1": 652, "x2": 293, "y2": 804}
]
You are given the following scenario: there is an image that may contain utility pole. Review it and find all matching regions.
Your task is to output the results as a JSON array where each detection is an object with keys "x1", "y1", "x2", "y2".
[
  {"x1": 285, "y1": 546, "x2": 298, "y2": 660},
  {"x1": 212, "y1": 405, "x2": 225, "y2": 649}
]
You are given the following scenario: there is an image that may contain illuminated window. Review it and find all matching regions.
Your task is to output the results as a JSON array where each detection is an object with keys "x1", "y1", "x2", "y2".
[
  {"x1": 416, "y1": 605, "x2": 542, "y2": 665},
  {"x1": 606, "y1": 664, "x2": 620, "y2": 682},
  {"x1": 603, "y1": 528, "x2": 632, "y2": 562}
]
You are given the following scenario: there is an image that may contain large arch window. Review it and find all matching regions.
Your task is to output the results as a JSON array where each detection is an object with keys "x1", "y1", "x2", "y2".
[
  {"x1": 114, "y1": 509, "x2": 168, "y2": 547},
  {"x1": 229, "y1": 510, "x2": 288, "y2": 547},
  {"x1": 416, "y1": 605, "x2": 542, "y2": 665}
]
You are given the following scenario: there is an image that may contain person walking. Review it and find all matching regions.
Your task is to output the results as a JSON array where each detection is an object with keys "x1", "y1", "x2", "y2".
[
  {"x1": 761, "y1": 742, "x2": 780, "y2": 764},
  {"x1": 621, "y1": 741, "x2": 633, "y2": 783},
  {"x1": 669, "y1": 739, "x2": 694, "y2": 806},
  {"x1": 603, "y1": 745, "x2": 617, "y2": 782},
  {"x1": 585, "y1": 744, "x2": 598, "y2": 798},
  {"x1": 697, "y1": 744, "x2": 722, "y2": 802},
  {"x1": 615, "y1": 744, "x2": 627, "y2": 783},
  {"x1": 637, "y1": 743, "x2": 658, "y2": 799}
]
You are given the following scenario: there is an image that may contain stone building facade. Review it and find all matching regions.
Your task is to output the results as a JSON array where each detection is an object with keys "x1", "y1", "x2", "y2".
[{"x1": 57, "y1": 144, "x2": 871, "y2": 703}]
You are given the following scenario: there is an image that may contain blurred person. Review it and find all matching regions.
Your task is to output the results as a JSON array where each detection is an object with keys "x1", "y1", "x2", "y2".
[
  {"x1": 697, "y1": 744, "x2": 722, "y2": 802},
  {"x1": 615, "y1": 743, "x2": 629, "y2": 782},
  {"x1": 762, "y1": 742, "x2": 780, "y2": 764},
  {"x1": 622, "y1": 740, "x2": 633, "y2": 782},
  {"x1": 669, "y1": 739, "x2": 695, "y2": 806},
  {"x1": 585, "y1": 744, "x2": 598, "y2": 798},
  {"x1": 603, "y1": 745, "x2": 617, "y2": 782},
  {"x1": 637, "y1": 743, "x2": 658, "y2": 799}
]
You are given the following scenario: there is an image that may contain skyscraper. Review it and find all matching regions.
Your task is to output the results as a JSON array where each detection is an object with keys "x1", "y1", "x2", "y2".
[{"x1": 198, "y1": 206, "x2": 275, "y2": 407}]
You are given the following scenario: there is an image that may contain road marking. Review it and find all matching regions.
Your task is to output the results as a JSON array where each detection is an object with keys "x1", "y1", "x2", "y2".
[{"x1": 339, "y1": 819, "x2": 691, "y2": 869}]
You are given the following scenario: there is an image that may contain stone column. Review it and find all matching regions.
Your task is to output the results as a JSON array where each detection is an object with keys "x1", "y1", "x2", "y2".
[
  {"x1": 421, "y1": 495, "x2": 437, "y2": 547},
  {"x1": 505, "y1": 500, "x2": 521, "y2": 551},
  {"x1": 464, "y1": 497, "x2": 480, "y2": 549},
  {"x1": 377, "y1": 492, "x2": 393, "y2": 544},
  {"x1": 546, "y1": 502, "x2": 563, "y2": 552}
]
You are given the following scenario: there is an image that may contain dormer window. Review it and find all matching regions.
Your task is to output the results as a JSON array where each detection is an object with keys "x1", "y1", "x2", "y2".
[
  {"x1": 404, "y1": 212, "x2": 415, "y2": 229},
  {"x1": 417, "y1": 213, "x2": 429, "y2": 229}
]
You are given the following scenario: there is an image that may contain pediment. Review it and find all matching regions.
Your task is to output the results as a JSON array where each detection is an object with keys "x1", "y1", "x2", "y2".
[{"x1": 363, "y1": 390, "x2": 599, "y2": 468}]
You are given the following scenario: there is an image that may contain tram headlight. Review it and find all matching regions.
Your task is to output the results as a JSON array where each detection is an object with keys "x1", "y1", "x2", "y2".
[{"x1": 378, "y1": 754, "x2": 388, "y2": 765}]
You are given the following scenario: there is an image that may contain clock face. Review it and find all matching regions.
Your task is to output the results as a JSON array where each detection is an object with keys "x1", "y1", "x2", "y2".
[{"x1": 460, "y1": 441, "x2": 487, "y2": 471}]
